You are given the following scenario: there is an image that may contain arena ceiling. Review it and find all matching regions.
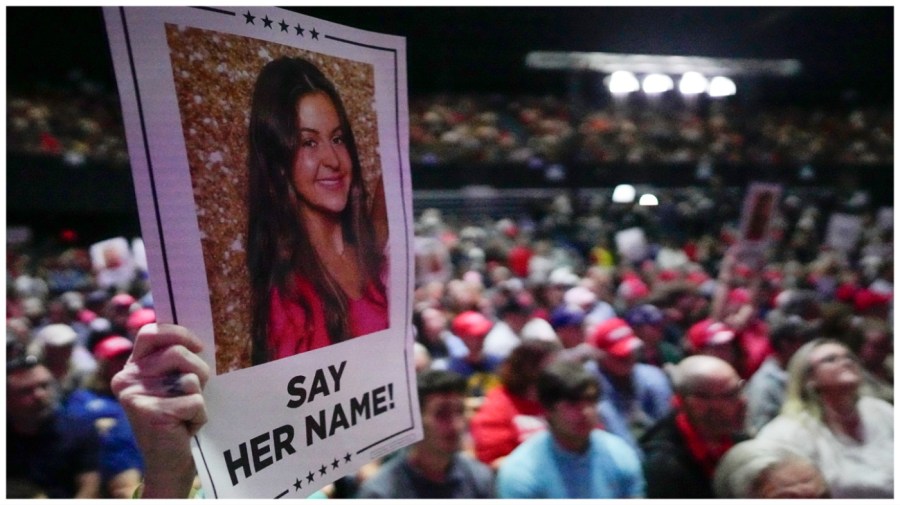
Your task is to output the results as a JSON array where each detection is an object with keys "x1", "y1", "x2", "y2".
[{"x1": 7, "y1": 6, "x2": 894, "y2": 104}]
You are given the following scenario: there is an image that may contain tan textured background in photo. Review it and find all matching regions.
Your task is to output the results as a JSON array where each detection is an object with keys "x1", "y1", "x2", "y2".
[{"x1": 166, "y1": 25, "x2": 383, "y2": 373}]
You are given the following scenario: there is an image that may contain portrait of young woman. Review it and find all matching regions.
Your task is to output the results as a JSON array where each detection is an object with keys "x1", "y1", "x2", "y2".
[
  {"x1": 246, "y1": 57, "x2": 390, "y2": 365},
  {"x1": 166, "y1": 25, "x2": 391, "y2": 371}
]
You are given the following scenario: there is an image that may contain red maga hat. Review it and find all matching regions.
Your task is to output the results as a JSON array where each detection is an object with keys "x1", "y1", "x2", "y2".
[
  {"x1": 687, "y1": 319, "x2": 736, "y2": 349},
  {"x1": 94, "y1": 335, "x2": 134, "y2": 361},
  {"x1": 587, "y1": 317, "x2": 643, "y2": 358},
  {"x1": 451, "y1": 311, "x2": 493, "y2": 340}
]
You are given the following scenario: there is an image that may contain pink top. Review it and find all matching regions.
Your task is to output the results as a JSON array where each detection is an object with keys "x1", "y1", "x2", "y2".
[{"x1": 267, "y1": 273, "x2": 388, "y2": 361}]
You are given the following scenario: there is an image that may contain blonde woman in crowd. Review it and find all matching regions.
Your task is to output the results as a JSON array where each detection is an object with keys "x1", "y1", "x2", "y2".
[{"x1": 756, "y1": 338, "x2": 893, "y2": 498}]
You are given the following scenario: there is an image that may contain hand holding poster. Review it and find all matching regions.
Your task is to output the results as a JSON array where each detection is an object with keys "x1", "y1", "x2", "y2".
[{"x1": 104, "y1": 7, "x2": 419, "y2": 498}]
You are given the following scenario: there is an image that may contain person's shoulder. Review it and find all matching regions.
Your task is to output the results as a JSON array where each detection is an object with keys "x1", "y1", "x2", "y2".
[
  {"x1": 634, "y1": 362, "x2": 670, "y2": 383},
  {"x1": 503, "y1": 430, "x2": 551, "y2": 466},
  {"x1": 593, "y1": 428, "x2": 630, "y2": 446},
  {"x1": 56, "y1": 406, "x2": 96, "y2": 432},
  {"x1": 859, "y1": 395, "x2": 894, "y2": 417},
  {"x1": 592, "y1": 429, "x2": 641, "y2": 460},
  {"x1": 356, "y1": 456, "x2": 408, "y2": 498},
  {"x1": 755, "y1": 412, "x2": 808, "y2": 440},
  {"x1": 745, "y1": 357, "x2": 780, "y2": 385},
  {"x1": 453, "y1": 452, "x2": 494, "y2": 480},
  {"x1": 638, "y1": 413, "x2": 679, "y2": 451}
]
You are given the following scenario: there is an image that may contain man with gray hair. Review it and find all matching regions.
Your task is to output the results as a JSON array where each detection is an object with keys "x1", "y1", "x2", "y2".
[
  {"x1": 639, "y1": 355, "x2": 748, "y2": 498},
  {"x1": 713, "y1": 438, "x2": 829, "y2": 498}
]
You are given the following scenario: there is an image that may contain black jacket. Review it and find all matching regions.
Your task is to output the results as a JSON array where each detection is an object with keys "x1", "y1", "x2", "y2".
[{"x1": 638, "y1": 411, "x2": 746, "y2": 499}]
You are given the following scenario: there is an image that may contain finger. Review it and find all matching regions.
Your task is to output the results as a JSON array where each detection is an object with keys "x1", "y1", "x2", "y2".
[
  {"x1": 112, "y1": 347, "x2": 209, "y2": 398},
  {"x1": 133, "y1": 342, "x2": 210, "y2": 386},
  {"x1": 162, "y1": 372, "x2": 205, "y2": 397},
  {"x1": 123, "y1": 392, "x2": 208, "y2": 434},
  {"x1": 131, "y1": 323, "x2": 204, "y2": 361}
]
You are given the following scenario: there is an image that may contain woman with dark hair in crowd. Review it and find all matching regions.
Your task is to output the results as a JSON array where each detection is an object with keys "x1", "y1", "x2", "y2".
[
  {"x1": 470, "y1": 339, "x2": 561, "y2": 468},
  {"x1": 246, "y1": 57, "x2": 388, "y2": 365},
  {"x1": 756, "y1": 338, "x2": 893, "y2": 497}
]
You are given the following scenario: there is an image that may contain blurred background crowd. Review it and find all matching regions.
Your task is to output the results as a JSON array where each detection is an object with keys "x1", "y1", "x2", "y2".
[
  {"x1": 7, "y1": 80, "x2": 893, "y2": 168},
  {"x1": 6, "y1": 5, "x2": 893, "y2": 500}
]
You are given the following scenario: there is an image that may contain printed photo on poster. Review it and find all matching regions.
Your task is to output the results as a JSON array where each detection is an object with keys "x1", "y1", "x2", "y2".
[{"x1": 166, "y1": 27, "x2": 389, "y2": 371}]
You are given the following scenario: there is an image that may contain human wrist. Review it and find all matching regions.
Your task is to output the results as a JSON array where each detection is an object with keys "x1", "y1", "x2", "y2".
[{"x1": 139, "y1": 461, "x2": 197, "y2": 498}]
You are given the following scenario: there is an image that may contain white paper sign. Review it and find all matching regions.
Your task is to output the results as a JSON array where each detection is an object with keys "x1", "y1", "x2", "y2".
[
  {"x1": 104, "y1": 7, "x2": 420, "y2": 498},
  {"x1": 826, "y1": 213, "x2": 864, "y2": 253},
  {"x1": 614, "y1": 227, "x2": 648, "y2": 263}
]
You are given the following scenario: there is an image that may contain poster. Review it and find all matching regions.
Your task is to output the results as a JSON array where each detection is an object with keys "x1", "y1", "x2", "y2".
[
  {"x1": 104, "y1": 7, "x2": 420, "y2": 498},
  {"x1": 734, "y1": 182, "x2": 782, "y2": 267}
]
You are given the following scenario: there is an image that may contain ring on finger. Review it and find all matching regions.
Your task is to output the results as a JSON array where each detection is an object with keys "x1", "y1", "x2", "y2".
[{"x1": 163, "y1": 372, "x2": 186, "y2": 397}]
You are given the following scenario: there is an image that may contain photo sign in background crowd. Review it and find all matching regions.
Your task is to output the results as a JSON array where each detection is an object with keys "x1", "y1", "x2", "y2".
[{"x1": 104, "y1": 7, "x2": 419, "y2": 498}]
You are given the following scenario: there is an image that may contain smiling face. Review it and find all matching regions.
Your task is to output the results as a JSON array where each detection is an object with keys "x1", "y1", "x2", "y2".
[{"x1": 291, "y1": 92, "x2": 352, "y2": 216}]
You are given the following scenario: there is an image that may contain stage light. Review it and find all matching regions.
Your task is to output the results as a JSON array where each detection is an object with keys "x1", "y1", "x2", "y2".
[
  {"x1": 642, "y1": 73, "x2": 674, "y2": 94},
  {"x1": 708, "y1": 76, "x2": 736, "y2": 97},
  {"x1": 639, "y1": 194, "x2": 659, "y2": 206},
  {"x1": 607, "y1": 71, "x2": 640, "y2": 94},
  {"x1": 678, "y1": 71, "x2": 708, "y2": 95},
  {"x1": 612, "y1": 184, "x2": 636, "y2": 203}
]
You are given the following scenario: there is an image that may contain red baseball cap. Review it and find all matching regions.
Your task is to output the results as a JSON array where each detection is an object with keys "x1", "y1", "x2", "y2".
[
  {"x1": 126, "y1": 308, "x2": 156, "y2": 334},
  {"x1": 110, "y1": 293, "x2": 136, "y2": 308},
  {"x1": 451, "y1": 311, "x2": 493, "y2": 340},
  {"x1": 587, "y1": 318, "x2": 643, "y2": 358},
  {"x1": 618, "y1": 277, "x2": 650, "y2": 302},
  {"x1": 94, "y1": 335, "x2": 134, "y2": 361},
  {"x1": 687, "y1": 319, "x2": 736, "y2": 349},
  {"x1": 854, "y1": 289, "x2": 891, "y2": 313}
]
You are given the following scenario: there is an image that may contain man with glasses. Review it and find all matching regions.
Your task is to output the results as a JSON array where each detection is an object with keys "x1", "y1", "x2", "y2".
[{"x1": 639, "y1": 355, "x2": 748, "y2": 498}]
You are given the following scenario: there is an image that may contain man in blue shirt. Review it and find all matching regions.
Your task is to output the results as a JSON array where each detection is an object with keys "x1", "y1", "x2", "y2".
[
  {"x1": 586, "y1": 317, "x2": 673, "y2": 452},
  {"x1": 496, "y1": 359, "x2": 645, "y2": 498},
  {"x1": 65, "y1": 335, "x2": 144, "y2": 497}
]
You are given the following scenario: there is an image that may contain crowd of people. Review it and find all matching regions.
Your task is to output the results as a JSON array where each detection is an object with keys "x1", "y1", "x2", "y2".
[
  {"x1": 8, "y1": 74, "x2": 130, "y2": 167},
  {"x1": 7, "y1": 174, "x2": 893, "y2": 497},
  {"x1": 8, "y1": 81, "x2": 893, "y2": 169},
  {"x1": 409, "y1": 94, "x2": 893, "y2": 166}
]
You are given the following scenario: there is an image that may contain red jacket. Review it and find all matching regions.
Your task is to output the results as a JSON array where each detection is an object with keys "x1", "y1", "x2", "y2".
[{"x1": 470, "y1": 385, "x2": 546, "y2": 465}]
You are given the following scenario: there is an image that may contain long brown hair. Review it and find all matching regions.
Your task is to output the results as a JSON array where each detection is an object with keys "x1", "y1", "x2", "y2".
[{"x1": 246, "y1": 57, "x2": 383, "y2": 365}]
